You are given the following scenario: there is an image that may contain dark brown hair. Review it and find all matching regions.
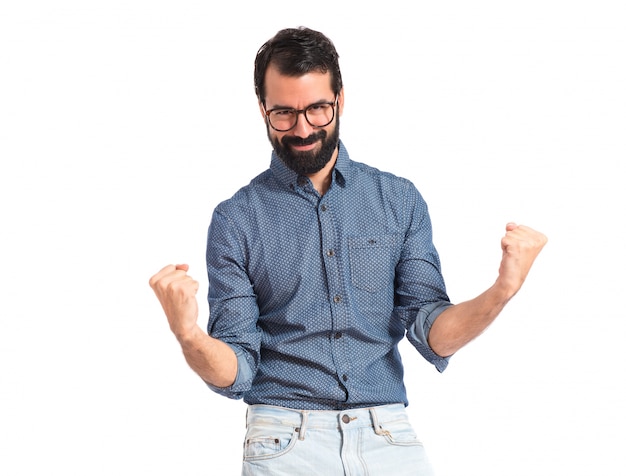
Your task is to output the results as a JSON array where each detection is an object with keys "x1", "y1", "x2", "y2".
[{"x1": 254, "y1": 27, "x2": 343, "y2": 105}]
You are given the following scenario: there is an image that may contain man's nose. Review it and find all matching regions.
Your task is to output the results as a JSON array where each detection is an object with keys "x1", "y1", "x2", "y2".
[{"x1": 291, "y1": 111, "x2": 315, "y2": 137}]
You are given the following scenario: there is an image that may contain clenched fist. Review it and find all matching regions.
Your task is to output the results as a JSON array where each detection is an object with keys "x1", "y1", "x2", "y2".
[
  {"x1": 498, "y1": 223, "x2": 548, "y2": 298},
  {"x1": 149, "y1": 264, "x2": 200, "y2": 340}
]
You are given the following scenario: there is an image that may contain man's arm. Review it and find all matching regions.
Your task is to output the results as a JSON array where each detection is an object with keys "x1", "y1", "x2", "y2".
[
  {"x1": 428, "y1": 223, "x2": 547, "y2": 357},
  {"x1": 149, "y1": 264, "x2": 237, "y2": 387}
]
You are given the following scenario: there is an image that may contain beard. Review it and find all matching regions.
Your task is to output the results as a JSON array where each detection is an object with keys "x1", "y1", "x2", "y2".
[{"x1": 268, "y1": 117, "x2": 340, "y2": 176}]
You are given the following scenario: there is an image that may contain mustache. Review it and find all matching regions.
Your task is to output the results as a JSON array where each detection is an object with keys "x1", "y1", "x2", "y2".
[{"x1": 281, "y1": 130, "x2": 326, "y2": 147}]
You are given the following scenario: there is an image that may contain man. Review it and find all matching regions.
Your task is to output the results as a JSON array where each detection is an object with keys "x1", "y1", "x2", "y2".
[{"x1": 149, "y1": 27, "x2": 547, "y2": 475}]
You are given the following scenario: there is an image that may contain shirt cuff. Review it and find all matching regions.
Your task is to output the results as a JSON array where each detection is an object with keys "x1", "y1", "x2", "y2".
[
  {"x1": 205, "y1": 344, "x2": 254, "y2": 399},
  {"x1": 406, "y1": 300, "x2": 454, "y2": 373}
]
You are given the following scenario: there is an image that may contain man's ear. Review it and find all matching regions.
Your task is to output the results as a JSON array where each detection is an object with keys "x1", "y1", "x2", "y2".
[{"x1": 337, "y1": 88, "x2": 345, "y2": 116}]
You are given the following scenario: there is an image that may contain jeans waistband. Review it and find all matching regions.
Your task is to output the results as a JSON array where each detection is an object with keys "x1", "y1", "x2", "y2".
[{"x1": 246, "y1": 403, "x2": 408, "y2": 439}]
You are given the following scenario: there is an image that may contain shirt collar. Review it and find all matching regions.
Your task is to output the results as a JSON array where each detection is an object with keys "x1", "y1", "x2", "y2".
[{"x1": 270, "y1": 139, "x2": 350, "y2": 190}]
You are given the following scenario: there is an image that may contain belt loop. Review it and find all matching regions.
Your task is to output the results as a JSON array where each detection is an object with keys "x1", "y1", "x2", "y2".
[
  {"x1": 298, "y1": 411, "x2": 309, "y2": 440},
  {"x1": 369, "y1": 407, "x2": 388, "y2": 436}
]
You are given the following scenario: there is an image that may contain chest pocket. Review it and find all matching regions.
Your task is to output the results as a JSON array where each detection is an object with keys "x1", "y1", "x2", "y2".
[{"x1": 348, "y1": 234, "x2": 399, "y2": 293}]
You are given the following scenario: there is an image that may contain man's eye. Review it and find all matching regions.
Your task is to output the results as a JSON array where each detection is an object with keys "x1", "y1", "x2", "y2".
[
  {"x1": 308, "y1": 104, "x2": 330, "y2": 114},
  {"x1": 274, "y1": 110, "x2": 293, "y2": 117}
]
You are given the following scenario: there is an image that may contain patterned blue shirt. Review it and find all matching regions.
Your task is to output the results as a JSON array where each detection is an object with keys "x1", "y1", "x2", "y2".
[{"x1": 205, "y1": 141, "x2": 452, "y2": 410}]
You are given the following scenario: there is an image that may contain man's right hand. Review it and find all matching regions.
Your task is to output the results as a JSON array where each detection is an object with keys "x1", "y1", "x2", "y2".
[
  {"x1": 149, "y1": 264, "x2": 200, "y2": 340},
  {"x1": 149, "y1": 264, "x2": 238, "y2": 387}
]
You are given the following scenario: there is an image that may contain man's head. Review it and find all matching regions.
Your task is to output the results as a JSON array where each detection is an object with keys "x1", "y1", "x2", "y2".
[{"x1": 254, "y1": 27, "x2": 344, "y2": 176}]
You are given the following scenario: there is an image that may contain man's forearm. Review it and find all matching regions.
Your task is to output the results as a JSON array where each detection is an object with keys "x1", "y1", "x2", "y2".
[
  {"x1": 177, "y1": 325, "x2": 238, "y2": 388},
  {"x1": 428, "y1": 223, "x2": 547, "y2": 357},
  {"x1": 427, "y1": 282, "x2": 512, "y2": 357}
]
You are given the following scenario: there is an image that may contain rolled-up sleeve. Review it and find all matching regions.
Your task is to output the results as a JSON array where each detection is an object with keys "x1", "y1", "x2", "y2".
[
  {"x1": 204, "y1": 207, "x2": 261, "y2": 399},
  {"x1": 205, "y1": 343, "x2": 256, "y2": 398},
  {"x1": 405, "y1": 301, "x2": 453, "y2": 372},
  {"x1": 394, "y1": 181, "x2": 453, "y2": 372}
]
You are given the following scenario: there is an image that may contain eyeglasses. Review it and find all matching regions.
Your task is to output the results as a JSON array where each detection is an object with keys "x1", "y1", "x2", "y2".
[{"x1": 264, "y1": 97, "x2": 337, "y2": 132}]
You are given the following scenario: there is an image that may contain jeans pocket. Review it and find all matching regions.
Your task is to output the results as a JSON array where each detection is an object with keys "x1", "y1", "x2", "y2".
[
  {"x1": 379, "y1": 419, "x2": 424, "y2": 447},
  {"x1": 243, "y1": 425, "x2": 299, "y2": 461}
]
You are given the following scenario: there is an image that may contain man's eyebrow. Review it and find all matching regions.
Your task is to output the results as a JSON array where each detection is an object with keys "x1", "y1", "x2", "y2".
[
  {"x1": 267, "y1": 99, "x2": 333, "y2": 110},
  {"x1": 266, "y1": 103, "x2": 293, "y2": 110}
]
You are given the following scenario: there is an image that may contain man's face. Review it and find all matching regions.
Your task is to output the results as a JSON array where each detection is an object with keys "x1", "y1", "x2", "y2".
[{"x1": 261, "y1": 65, "x2": 343, "y2": 176}]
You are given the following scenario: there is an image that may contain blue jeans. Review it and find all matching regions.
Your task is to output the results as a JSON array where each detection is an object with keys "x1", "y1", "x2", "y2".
[{"x1": 241, "y1": 404, "x2": 435, "y2": 475}]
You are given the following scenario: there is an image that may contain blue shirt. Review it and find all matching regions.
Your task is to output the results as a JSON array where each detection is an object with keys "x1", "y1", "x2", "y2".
[{"x1": 205, "y1": 141, "x2": 452, "y2": 410}]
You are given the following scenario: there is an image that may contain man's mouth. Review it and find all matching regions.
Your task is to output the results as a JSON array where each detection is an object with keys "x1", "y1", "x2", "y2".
[
  {"x1": 283, "y1": 132, "x2": 324, "y2": 150},
  {"x1": 289, "y1": 141, "x2": 318, "y2": 151}
]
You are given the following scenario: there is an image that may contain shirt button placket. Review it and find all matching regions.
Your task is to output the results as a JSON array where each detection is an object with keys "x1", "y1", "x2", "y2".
[{"x1": 319, "y1": 197, "x2": 349, "y2": 398}]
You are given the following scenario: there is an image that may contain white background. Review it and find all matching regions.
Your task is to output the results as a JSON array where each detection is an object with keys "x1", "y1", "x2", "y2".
[{"x1": 1, "y1": 1, "x2": 625, "y2": 475}]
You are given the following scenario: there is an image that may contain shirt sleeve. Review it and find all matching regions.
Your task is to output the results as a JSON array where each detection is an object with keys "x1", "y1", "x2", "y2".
[
  {"x1": 393, "y1": 180, "x2": 453, "y2": 372},
  {"x1": 405, "y1": 301, "x2": 453, "y2": 372},
  {"x1": 205, "y1": 343, "x2": 256, "y2": 398},
  {"x1": 204, "y1": 206, "x2": 262, "y2": 399}
]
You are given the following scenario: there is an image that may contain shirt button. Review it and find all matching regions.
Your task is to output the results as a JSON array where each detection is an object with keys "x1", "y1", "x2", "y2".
[
  {"x1": 342, "y1": 374, "x2": 348, "y2": 382},
  {"x1": 333, "y1": 295, "x2": 342, "y2": 303},
  {"x1": 326, "y1": 249, "x2": 335, "y2": 257},
  {"x1": 341, "y1": 414, "x2": 351, "y2": 424},
  {"x1": 321, "y1": 204, "x2": 328, "y2": 212},
  {"x1": 335, "y1": 332, "x2": 342, "y2": 339}
]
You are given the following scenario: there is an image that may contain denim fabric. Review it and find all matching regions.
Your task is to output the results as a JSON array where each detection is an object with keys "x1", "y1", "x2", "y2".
[
  {"x1": 205, "y1": 141, "x2": 452, "y2": 409},
  {"x1": 242, "y1": 404, "x2": 435, "y2": 475}
]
